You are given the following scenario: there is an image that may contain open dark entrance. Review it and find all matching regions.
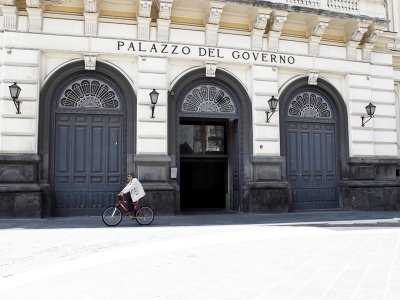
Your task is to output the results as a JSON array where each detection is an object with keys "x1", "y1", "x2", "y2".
[
  {"x1": 181, "y1": 160, "x2": 226, "y2": 209},
  {"x1": 180, "y1": 119, "x2": 227, "y2": 210},
  {"x1": 170, "y1": 73, "x2": 252, "y2": 213}
]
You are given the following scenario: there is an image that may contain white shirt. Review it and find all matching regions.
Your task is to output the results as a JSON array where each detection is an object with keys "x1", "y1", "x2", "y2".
[{"x1": 121, "y1": 178, "x2": 145, "y2": 202}]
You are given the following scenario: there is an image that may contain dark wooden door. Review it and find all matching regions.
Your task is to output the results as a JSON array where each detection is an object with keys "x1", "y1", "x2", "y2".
[
  {"x1": 287, "y1": 121, "x2": 338, "y2": 210},
  {"x1": 230, "y1": 120, "x2": 240, "y2": 211},
  {"x1": 53, "y1": 114, "x2": 123, "y2": 216}
]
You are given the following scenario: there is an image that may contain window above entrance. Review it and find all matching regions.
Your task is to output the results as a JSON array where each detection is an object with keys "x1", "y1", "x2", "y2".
[
  {"x1": 181, "y1": 85, "x2": 236, "y2": 115},
  {"x1": 180, "y1": 121, "x2": 226, "y2": 155},
  {"x1": 288, "y1": 92, "x2": 333, "y2": 118},
  {"x1": 59, "y1": 79, "x2": 120, "y2": 109}
]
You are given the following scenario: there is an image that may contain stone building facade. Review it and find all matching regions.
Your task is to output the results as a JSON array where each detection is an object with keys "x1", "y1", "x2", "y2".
[{"x1": 0, "y1": 0, "x2": 399, "y2": 217}]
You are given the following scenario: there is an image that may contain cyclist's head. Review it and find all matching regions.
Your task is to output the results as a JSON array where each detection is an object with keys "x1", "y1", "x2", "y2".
[{"x1": 128, "y1": 172, "x2": 135, "y2": 179}]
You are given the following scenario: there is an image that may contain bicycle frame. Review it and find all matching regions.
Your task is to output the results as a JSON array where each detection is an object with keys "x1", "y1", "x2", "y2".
[
  {"x1": 116, "y1": 197, "x2": 141, "y2": 215},
  {"x1": 116, "y1": 199, "x2": 129, "y2": 212}
]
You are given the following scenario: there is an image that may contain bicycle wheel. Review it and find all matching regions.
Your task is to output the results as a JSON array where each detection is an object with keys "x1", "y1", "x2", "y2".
[
  {"x1": 102, "y1": 206, "x2": 123, "y2": 226},
  {"x1": 135, "y1": 207, "x2": 154, "y2": 225}
]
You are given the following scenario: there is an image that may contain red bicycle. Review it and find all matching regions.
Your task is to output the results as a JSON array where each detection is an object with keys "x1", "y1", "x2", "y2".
[{"x1": 102, "y1": 196, "x2": 154, "y2": 226}]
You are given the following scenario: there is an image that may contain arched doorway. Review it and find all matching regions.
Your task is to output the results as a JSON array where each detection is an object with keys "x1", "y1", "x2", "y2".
[
  {"x1": 178, "y1": 84, "x2": 239, "y2": 210},
  {"x1": 52, "y1": 76, "x2": 126, "y2": 216},
  {"x1": 39, "y1": 61, "x2": 136, "y2": 216},
  {"x1": 168, "y1": 69, "x2": 252, "y2": 212},
  {"x1": 280, "y1": 77, "x2": 349, "y2": 211}
]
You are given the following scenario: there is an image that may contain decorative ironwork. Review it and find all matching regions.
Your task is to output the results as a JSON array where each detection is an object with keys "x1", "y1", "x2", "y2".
[
  {"x1": 181, "y1": 85, "x2": 236, "y2": 114},
  {"x1": 60, "y1": 79, "x2": 119, "y2": 109},
  {"x1": 288, "y1": 92, "x2": 332, "y2": 118}
]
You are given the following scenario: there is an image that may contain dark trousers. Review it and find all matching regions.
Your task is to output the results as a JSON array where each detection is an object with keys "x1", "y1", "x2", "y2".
[{"x1": 125, "y1": 193, "x2": 134, "y2": 211}]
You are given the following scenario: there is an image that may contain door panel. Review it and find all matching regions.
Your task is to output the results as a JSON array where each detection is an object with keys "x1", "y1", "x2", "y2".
[
  {"x1": 54, "y1": 114, "x2": 123, "y2": 216},
  {"x1": 231, "y1": 120, "x2": 240, "y2": 211},
  {"x1": 108, "y1": 127, "x2": 120, "y2": 173},
  {"x1": 287, "y1": 121, "x2": 338, "y2": 210}
]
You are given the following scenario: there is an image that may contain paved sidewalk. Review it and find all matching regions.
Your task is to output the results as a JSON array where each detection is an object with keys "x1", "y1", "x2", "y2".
[
  {"x1": 0, "y1": 211, "x2": 400, "y2": 300},
  {"x1": 1, "y1": 210, "x2": 400, "y2": 228}
]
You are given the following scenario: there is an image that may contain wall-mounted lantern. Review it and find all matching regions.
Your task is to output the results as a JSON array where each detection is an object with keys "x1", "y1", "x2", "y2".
[
  {"x1": 361, "y1": 102, "x2": 376, "y2": 127},
  {"x1": 149, "y1": 89, "x2": 159, "y2": 119},
  {"x1": 265, "y1": 95, "x2": 278, "y2": 123},
  {"x1": 9, "y1": 82, "x2": 22, "y2": 114}
]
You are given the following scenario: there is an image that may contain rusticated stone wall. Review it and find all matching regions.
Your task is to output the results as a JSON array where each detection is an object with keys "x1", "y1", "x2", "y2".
[
  {"x1": 341, "y1": 158, "x2": 400, "y2": 211},
  {"x1": 243, "y1": 156, "x2": 290, "y2": 213},
  {"x1": 0, "y1": 154, "x2": 43, "y2": 218}
]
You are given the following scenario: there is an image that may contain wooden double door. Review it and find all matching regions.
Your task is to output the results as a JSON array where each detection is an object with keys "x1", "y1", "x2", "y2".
[
  {"x1": 53, "y1": 113, "x2": 124, "y2": 216},
  {"x1": 286, "y1": 120, "x2": 339, "y2": 210},
  {"x1": 285, "y1": 90, "x2": 340, "y2": 210}
]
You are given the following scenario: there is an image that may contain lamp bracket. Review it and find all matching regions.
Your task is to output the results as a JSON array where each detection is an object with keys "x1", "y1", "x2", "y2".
[
  {"x1": 361, "y1": 115, "x2": 373, "y2": 127},
  {"x1": 150, "y1": 104, "x2": 156, "y2": 118},
  {"x1": 265, "y1": 110, "x2": 276, "y2": 123},
  {"x1": 13, "y1": 99, "x2": 21, "y2": 114}
]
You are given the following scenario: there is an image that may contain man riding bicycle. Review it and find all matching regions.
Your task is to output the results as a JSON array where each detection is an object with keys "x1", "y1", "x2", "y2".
[{"x1": 119, "y1": 172, "x2": 145, "y2": 215}]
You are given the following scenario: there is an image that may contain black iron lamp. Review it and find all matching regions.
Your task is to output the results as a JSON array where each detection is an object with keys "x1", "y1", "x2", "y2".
[
  {"x1": 361, "y1": 102, "x2": 376, "y2": 127},
  {"x1": 149, "y1": 89, "x2": 159, "y2": 119},
  {"x1": 265, "y1": 95, "x2": 278, "y2": 123},
  {"x1": 9, "y1": 82, "x2": 22, "y2": 114}
]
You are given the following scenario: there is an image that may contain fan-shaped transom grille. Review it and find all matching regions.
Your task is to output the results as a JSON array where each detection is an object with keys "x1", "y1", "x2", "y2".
[
  {"x1": 59, "y1": 79, "x2": 120, "y2": 109},
  {"x1": 181, "y1": 85, "x2": 236, "y2": 114},
  {"x1": 288, "y1": 92, "x2": 332, "y2": 118}
]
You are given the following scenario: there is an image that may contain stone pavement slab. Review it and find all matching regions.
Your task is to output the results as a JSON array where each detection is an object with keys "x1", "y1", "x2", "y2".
[{"x1": 0, "y1": 211, "x2": 399, "y2": 300}]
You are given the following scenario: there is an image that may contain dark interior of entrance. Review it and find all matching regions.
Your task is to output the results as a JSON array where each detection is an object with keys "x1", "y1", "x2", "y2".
[
  {"x1": 181, "y1": 160, "x2": 225, "y2": 209},
  {"x1": 180, "y1": 119, "x2": 227, "y2": 210}
]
